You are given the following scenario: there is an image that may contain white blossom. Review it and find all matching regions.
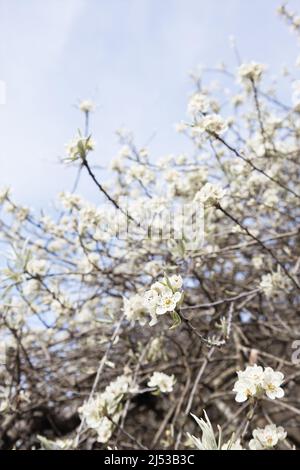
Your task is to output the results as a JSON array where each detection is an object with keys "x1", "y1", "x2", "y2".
[
  {"x1": 123, "y1": 294, "x2": 147, "y2": 325},
  {"x1": 233, "y1": 375, "x2": 257, "y2": 403},
  {"x1": 238, "y1": 62, "x2": 265, "y2": 83},
  {"x1": 188, "y1": 92, "x2": 210, "y2": 116},
  {"x1": 95, "y1": 417, "x2": 114, "y2": 443},
  {"x1": 168, "y1": 274, "x2": 183, "y2": 290},
  {"x1": 196, "y1": 114, "x2": 228, "y2": 135},
  {"x1": 249, "y1": 424, "x2": 286, "y2": 450},
  {"x1": 65, "y1": 134, "x2": 95, "y2": 163},
  {"x1": 143, "y1": 275, "x2": 183, "y2": 326},
  {"x1": 262, "y1": 367, "x2": 285, "y2": 400},
  {"x1": 156, "y1": 289, "x2": 182, "y2": 315},
  {"x1": 78, "y1": 394, "x2": 106, "y2": 429},
  {"x1": 148, "y1": 372, "x2": 175, "y2": 393},
  {"x1": 26, "y1": 259, "x2": 48, "y2": 276},
  {"x1": 252, "y1": 255, "x2": 264, "y2": 270},
  {"x1": 194, "y1": 183, "x2": 226, "y2": 207},
  {"x1": 78, "y1": 373, "x2": 132, "y2": 442},
  {"x1": 259, "y1": 267, "x2": 291, "y2": 298},
  {"x1": 79, "y1": 99, "x2": 95, "y2": 113}
]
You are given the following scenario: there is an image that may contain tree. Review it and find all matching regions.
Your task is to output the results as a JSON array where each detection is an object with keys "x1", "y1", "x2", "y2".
[{"x1": 0, "y1": 4, "x2": 299, "y2": 451}]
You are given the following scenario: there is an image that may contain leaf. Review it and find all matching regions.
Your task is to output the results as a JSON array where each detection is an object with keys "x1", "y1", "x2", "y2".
[{"x1": 169, "y1": 310, "x2": 181, "y2": 330}]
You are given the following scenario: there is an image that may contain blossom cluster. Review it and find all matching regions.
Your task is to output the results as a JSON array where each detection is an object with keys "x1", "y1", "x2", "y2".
[
  {"x1": 193, "y1": 182, "x2": 226, "y2": 207},
  {"x1": 144, "y1": 274, "x2": 183, "y2": 327},
  {"x1": 249, "y1": 424, "x2": 287, "y2": 450},
  {"x1": 259, "y1": 267, "x2": 292, "y2": 298},
  {"x1": 233, "y1": 364, "x2": 285, "y2": 403},
  {"x1": 78, "y1": 374, "x2": 132, "y2": 443},
  {"x1": 196, "y1": 113, "x2": 228, "y2": 135},
  {"x1": 238, "y1": 61, "x2": 265, "y2": 84},
  {"x1": 65, "y1": 133, "x2": 95, "y2": 163},
  {"x1": 123, "y1": 274, "x2": 184, "y2": 328}
]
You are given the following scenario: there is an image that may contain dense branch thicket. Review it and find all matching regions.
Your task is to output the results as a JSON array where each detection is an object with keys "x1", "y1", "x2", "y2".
[{"x1": 0, "y1": 4, "x2": 300, "y2": 451}]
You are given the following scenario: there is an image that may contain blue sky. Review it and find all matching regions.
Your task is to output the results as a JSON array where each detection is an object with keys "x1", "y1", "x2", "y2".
[{"x1": 0, "y1": 0, "x2": 299, "y2": 208}]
